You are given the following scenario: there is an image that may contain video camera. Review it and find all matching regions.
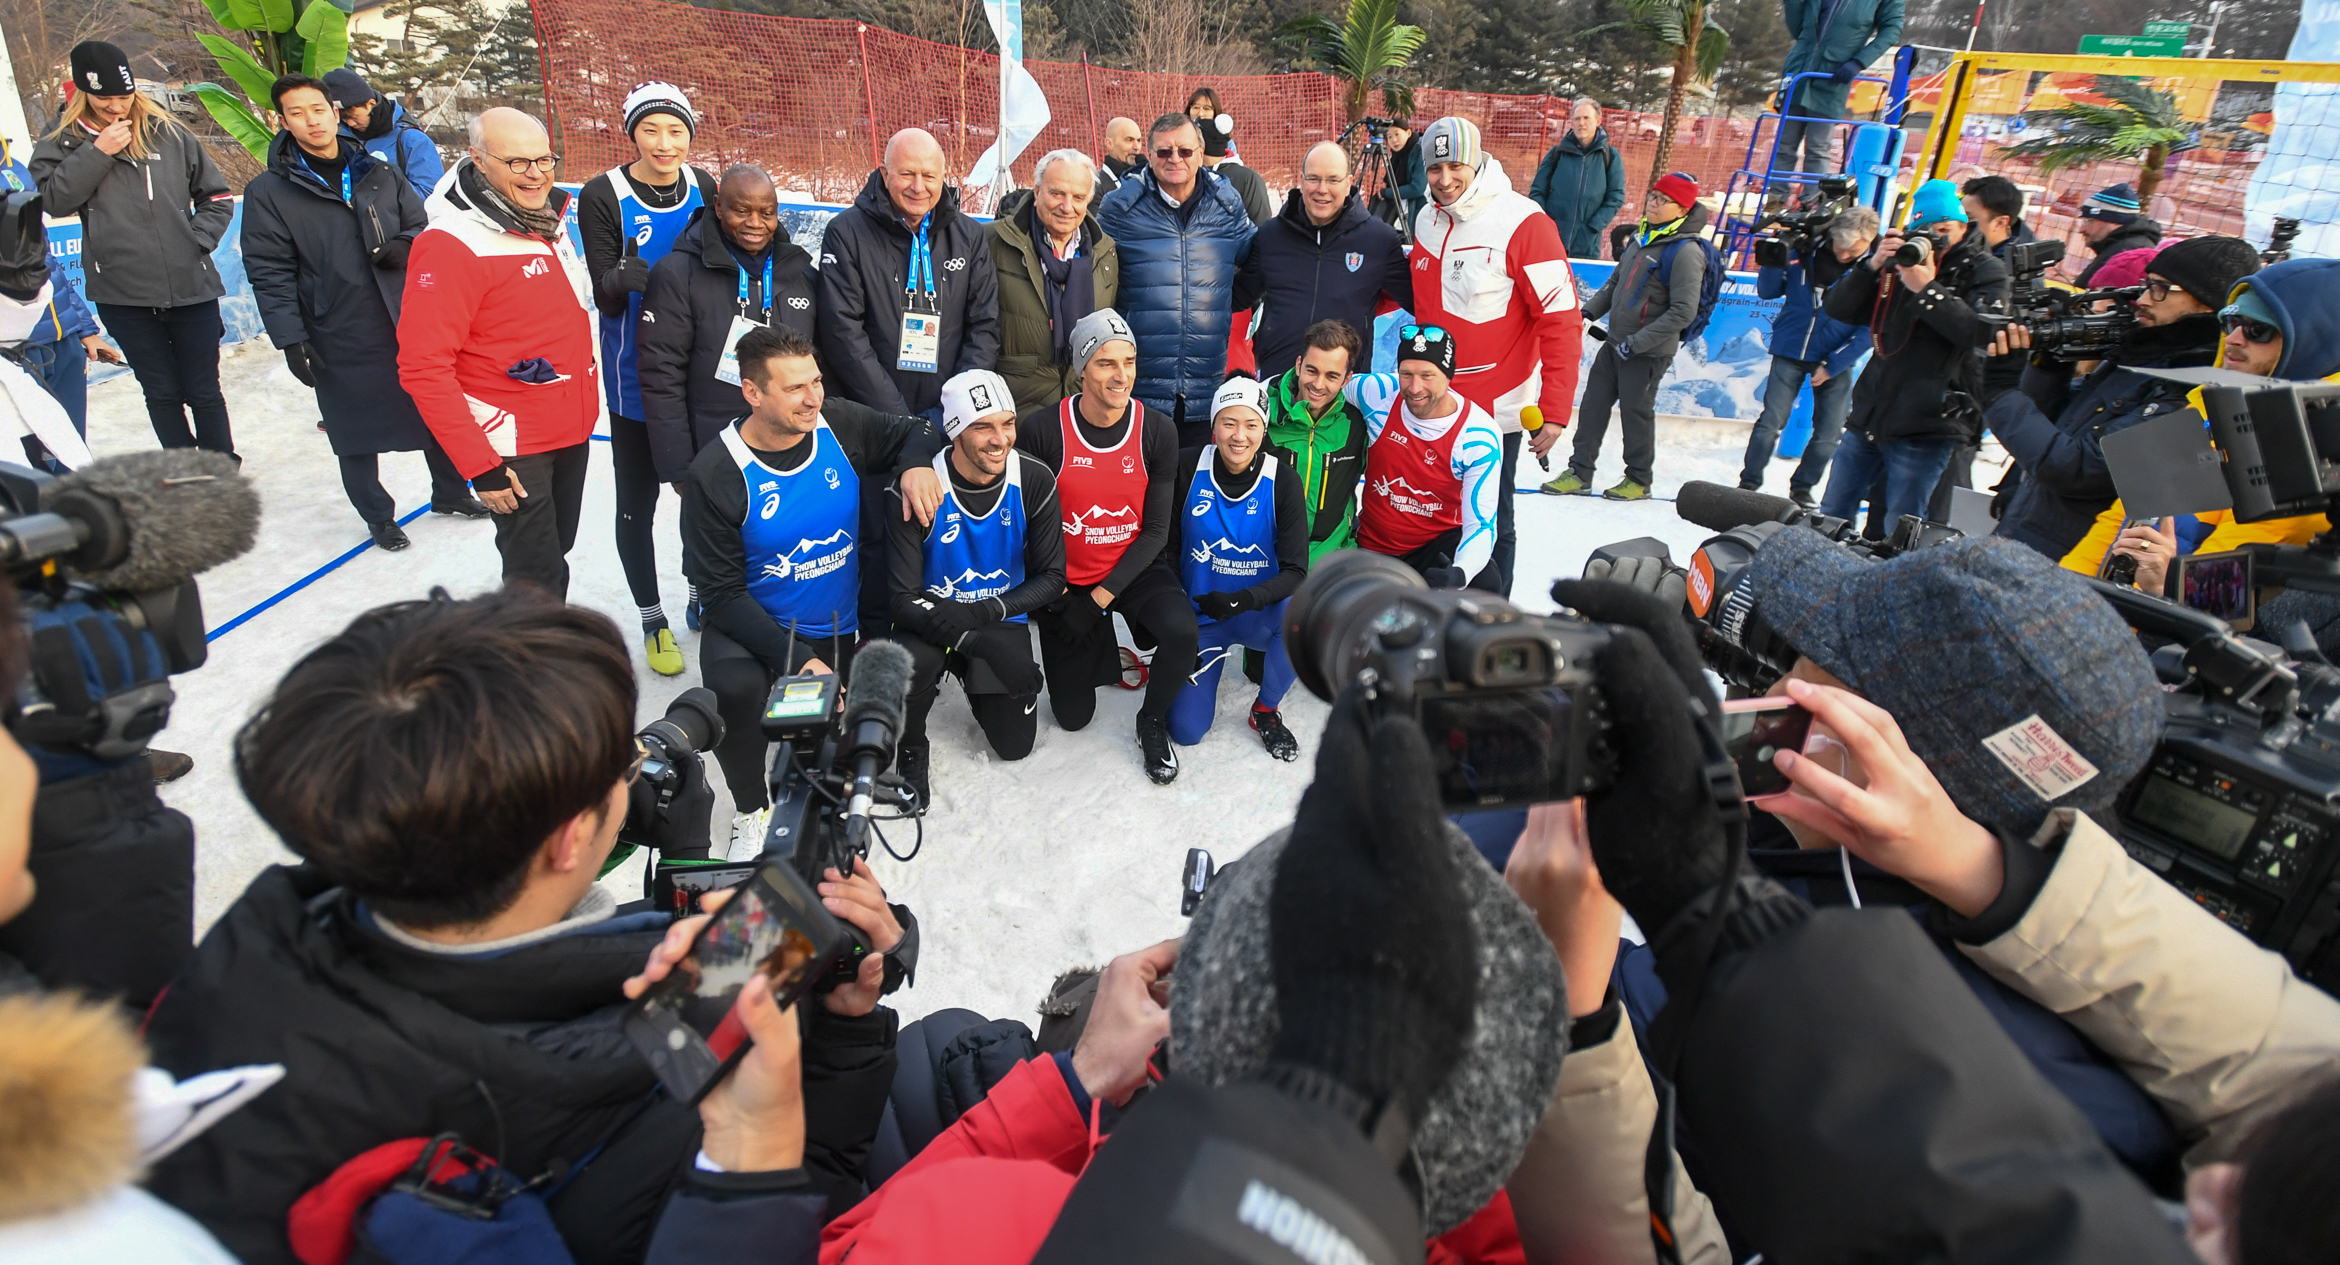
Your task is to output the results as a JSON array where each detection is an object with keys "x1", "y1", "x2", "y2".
[
  {"x1": 2263, "y1": 216, "x2": 2301, "y2": 266},
  {"x1": 1285, "y1": 551, "x2": 1619, "y2": 809},
  {"x1": 1342, "y1": 115, "x2": 1402, "y2": 150},
  {"x1": 1750, "y1": 175, "x2": 1858, "y2": 271},
  {"x1": 1978, "y1": 242, "x2": 2142, "y2": 361}
]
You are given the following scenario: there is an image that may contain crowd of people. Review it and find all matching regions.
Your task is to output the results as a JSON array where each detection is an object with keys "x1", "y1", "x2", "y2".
[{"x1": 1, "y1": 23, "x2": 2338, "y2": 1265}]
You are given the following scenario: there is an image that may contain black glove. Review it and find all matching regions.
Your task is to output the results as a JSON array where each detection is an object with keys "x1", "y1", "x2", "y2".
[
  {"x1": 1581, "y1": 553, "x2": 1689, "y2": 610},
  {"x1": 1196, "y1": 588, "x2": 1256, "y2": 622},
  {"x1": 1422, "y1": 565, "x2": 1466, "y2": 590},
  {"x1": 1265, "y1": 685, "x2": 1478, "y2": 1150},
  {"x1": 625, "y1": 746, "x2": 716, "y2": 860},
  {"x1": 907, "y1": 594, "x2": 993, "y2": 646},
  {"x1": 373, "y1": 236, "x2": 411, "y2": 270},
  {"x1": 283, "y1": 342, "x2": 319, "y2": 388},
  {"x1": 962, "y1": 624, "x2": 1044, "y2": 696},
  {"x1": 1049, "y1": 588, "x2": 1108, "y2": 641},
  {"x1": 601, "y1": 241, "x2": 651, "y2": 304},
  {"x1": 1550, "y1": 578, "x2": 1732, "y2": 934}
]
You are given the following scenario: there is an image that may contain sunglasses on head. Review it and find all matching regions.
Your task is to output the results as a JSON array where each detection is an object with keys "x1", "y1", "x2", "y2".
[
  {"x1": 2222, "y1": 313, "x2": 2280, "y2": 345},
  {"x1": 1154, "y1": 145, "x2": 1196, "y2": 159},
  {"x1": 1399, "y1": 324, "x2": 1449, "y2": 342}
]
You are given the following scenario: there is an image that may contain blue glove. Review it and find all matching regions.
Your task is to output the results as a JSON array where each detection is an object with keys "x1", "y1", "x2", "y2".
[
  {"x1": 1614, "y1": 339, "x2": 1635, "y2": 362},
  {"x1": 1833, "y1": 60, "x2": 1863, "y2": 82},
  {"x1": 506, "y1": 357, "x2": 560, "y2": 384}
]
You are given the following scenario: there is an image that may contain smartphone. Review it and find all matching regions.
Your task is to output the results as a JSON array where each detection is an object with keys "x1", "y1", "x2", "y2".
[
  {"x1": 2175, "y1": 548, "x2": 2255, "y2": 631},
  {"x1": 623, "y1": 861, "x2": 852, "y2": 1103},
  {"x1": 1719, "y1": 697, "x2": 1814, "y2": 798},
  {"x1": 650, "y1": 858, "x2": 760, "y2": 919}
]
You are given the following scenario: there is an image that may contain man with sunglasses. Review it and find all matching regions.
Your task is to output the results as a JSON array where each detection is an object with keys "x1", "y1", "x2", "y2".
[
  {"x1": 1348, "y1": 323, "x2": 1505, "y2": 590},
  {"x1": 1982, "y1": 235, "x2": 2259, "y2": 562},
  {"x1": 400, "y1": 107, "x2": 602, "y2": 598}
]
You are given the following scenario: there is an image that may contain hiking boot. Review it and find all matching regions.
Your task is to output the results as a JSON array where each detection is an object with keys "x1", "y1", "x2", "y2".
[
  {"x1": 896, "y1": 741, "x2": 931, "y2": 813},
  {"x1": 1602, "y1": 480, "x2": 1651, "y2": 501},
  {"x1": 1136, "y1": 713, "x2": 1179, "y2": 785},
  {"x1": 367, "y1": 519, "x2": 411, "y2": 550},
  {"x1": 1251, "y1": 704, "x2": 1299, "y2": 762},
  {"x1": 1540, "y1": 471, "x2": 1591, "y2": 496},
  {"x1": 148, "y1": 749, "x2": 193, "y2": 782},
  {"x1": 644, "y1": 627, "x2": 684, "y2": 677},
  {"x1": 1789, "y1": 485, "x2": 1817, "y2": 509}
]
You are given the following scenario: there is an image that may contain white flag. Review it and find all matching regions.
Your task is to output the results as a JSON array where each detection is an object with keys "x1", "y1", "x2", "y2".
[{"x1": 967, "y1": 0, "x2": 1051, "y2": 194}]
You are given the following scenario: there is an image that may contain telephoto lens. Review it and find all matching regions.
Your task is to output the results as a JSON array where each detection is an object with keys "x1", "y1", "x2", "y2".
[{"x1": 1892, "y1": 233, "x2": 1937, "y2": 268}]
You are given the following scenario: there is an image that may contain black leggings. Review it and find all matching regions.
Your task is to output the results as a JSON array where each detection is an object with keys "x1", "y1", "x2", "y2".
[
  {"x1": 900, "y1": 625, "x2": 1039, "y2": 760},
  {"x1": 701, "y1": 625, "x2": 857, "y2": 809},
  {"x1": 609, "y1": 413, "x2": 673, "y2": 619},
  {"x1": 1032, "y1": 566, "x2": 1198, "y2": 730}
]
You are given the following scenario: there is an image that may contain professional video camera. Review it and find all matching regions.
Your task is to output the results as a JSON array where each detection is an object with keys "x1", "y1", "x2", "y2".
[
  {"x1": 1749, "y1": 174, "x2": 1858, "y2": 270},
  {"x1": 1979, "y1": 279, "x2": 2143, "y2": 363},
  {"x1": 1284, "y1": 550, "x2": 1620, "y2": 809},
  {"x1": 2263, "y1": 216, "x2": 2301, "y2": 266}
]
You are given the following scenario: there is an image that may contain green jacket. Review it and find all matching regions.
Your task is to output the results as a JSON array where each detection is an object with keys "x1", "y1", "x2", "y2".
[
  {"x1": 1780, "y1": 0, "x2": 1904, "y2": 119},
  {"x1": 984, "y1": 188, "x2": 1121, "y2": 414},
  {"x1": 1264, "y1": 368, "x2": 1367, "y2": 560}
]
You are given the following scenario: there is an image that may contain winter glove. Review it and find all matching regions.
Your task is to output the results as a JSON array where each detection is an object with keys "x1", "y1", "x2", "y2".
[
  {"x1": 1196, "y1": 588, "x2": 1256, "y2": 623},
  {"x1": 1582, "y1": 553, "x2": 1689, "y2": 610},
  {"x1": 283, "y1": 342, "x2": 320, "y2": 388},
  {"x1": 625, "y1": 738, "x2": 717, "y2": 861},
  {"x1": 600, "y1": 238, "x2": 651, "y2": 305},
  {"x1": 507, "y1": 357, "x2": 561, "y2": 384},
  {"x1": 1266, "y1": 684, "x2": 1478, "y2": 1149},
  {"x1": 373, "y1": 236, "x2": 411, "y2": 270},
  {"x1": 962, "y1": 624, "x2": 1045, "y2": 697},
  {"x1": 908, "y1": 594, "x2": 993, "y2": 646},
  {"x1": 1049, "y1": 588, "x2": 1108, "y2": 641},
  {"x1": 1422, "y1": 565, "x2": 1466, "y2": 591},
  {"x1": 1613, "y1": 339, "x2": 1635, "y2": 362},
  {"x1": 1833, "y1": 59, "x2": 1864, "y2": 82},
  {"x1": 1549, "y1": 577, "x2": 1733, "y2": 935}
]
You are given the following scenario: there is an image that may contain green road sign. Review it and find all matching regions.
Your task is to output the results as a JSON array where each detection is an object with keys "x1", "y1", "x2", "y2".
[
  {"x1": 2078, "y1": 33, "x2": 2187, "y2": 55},
  {"x1": 2142, "y1": 19, "x2": 2191, "y2": 37}
]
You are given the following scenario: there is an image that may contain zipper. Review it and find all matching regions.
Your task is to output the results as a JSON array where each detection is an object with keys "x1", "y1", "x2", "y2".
[{"x1": 368, "y1": 204, "x2": 384, "y2": 250}]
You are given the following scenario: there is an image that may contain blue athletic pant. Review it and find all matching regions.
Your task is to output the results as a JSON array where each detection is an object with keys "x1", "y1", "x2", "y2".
[{"x1": 1169, "y1": 600, "x2": 1296, "y2": 746}]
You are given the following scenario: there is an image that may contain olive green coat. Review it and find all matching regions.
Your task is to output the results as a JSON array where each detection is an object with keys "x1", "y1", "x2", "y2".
[{"x1": 984, "y1": 188, "x2": 1120, "y2": 413}]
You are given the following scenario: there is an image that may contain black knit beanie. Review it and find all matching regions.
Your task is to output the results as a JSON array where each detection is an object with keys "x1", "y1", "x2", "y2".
[
  {"x1": 69, "y1": 42, "x2": 134, "y2": 97},
  {"x1": 2150, "y1": 235, "x2": 2262, "y2": 309}
]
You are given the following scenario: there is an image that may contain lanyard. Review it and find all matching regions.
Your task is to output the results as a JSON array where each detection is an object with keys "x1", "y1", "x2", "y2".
[
  {"x1": 737, "y1": 252, "x2": 773, "y2": 321},
  {"x1": 339, "y1": 166, "x2": 353, "y2": 205},
  {"x1": 906, "y1": 218, "x2": 935, "y2": 301}
]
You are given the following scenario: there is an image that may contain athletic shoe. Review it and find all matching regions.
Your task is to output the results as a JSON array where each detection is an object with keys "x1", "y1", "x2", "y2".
[
  {"x1": 1602, "y1": 480, "x2": 1651, "y2": 501},
  {"x1": 644, "y1": 627, "x2": 684, "y2": 677},
  {"x1": 1737, "y1": 480, "x2": 1761, "y2": 491},
  {"x1": 367, "y1": 520, "x2": 411, "y2": 551},
  {"x1": 148, "y1": 749, "x2": 193, "y2": 782},
  {"x1": 685, "y1": 599, "x2": 702, "y2": 632},
  {"x1": 1136, "y1": 713, "x2": 1179, "y2": 784},
  {"x1": 1250, "y1": 705, "x2": 1299, "y2": 761},
  {"x1": 1789, "y1": 485, "x2": 1817, "y2": 509},
  {"x1": 431, "y1": 496, "x2": 492, "y2": 518},
  {"x1": 728, "y1": 806, "x2": 772, "y2": 861},
  {"x1": 896, "y1": 741, "x2": 931, "y2": 812},
  {"x1": 1540, "y1": 471, "x2": 1591, "y2": 496}
]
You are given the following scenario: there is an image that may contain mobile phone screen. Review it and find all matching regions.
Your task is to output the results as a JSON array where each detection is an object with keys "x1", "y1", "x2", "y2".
[
  {"x1": 1719, "y1": 700, "x2": 1813, "y2": 798},
  {"x1": 2179, "y1": 551, "x2": 2254, "y2": 629},
  {"x1": 623, "y1": 862, "x2": 848, "y2": 1102}
]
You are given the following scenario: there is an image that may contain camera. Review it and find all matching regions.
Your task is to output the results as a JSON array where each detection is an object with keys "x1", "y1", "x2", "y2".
[
  {"x1": 1892, "y1": 229, "x2": 1947, "y2": 269},
  {"x1": 611, "y1": 687, "x2": 723, "y2": 871},
  {"x1": 1979, "y1": 281, "x2": 2142, "y2": 363},
  {"x1": 2264, "y1": 216, "x2": 2301, "y2": 265},
  {"x1": 1284, "y1": 550, "x2": 1618, "y2": 809},
  {"x1": 1344, "y1": 114, "x2": 1399, "y2": 149},
  {"x1": 1750, "y1": 174, "x2": 1857, "y2": 270}
]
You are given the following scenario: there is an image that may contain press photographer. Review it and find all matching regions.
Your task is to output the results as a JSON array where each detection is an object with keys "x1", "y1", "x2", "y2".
[
  {"x1": 1737, "y1": 200, "x2": 1878, "y2": 506},
  {"x1": 1818, "y1": 179, "x2": 2009, "y2": 530},
  {"x1": 1985, "y1": 236, "x2": 2260, "y2": 562}
]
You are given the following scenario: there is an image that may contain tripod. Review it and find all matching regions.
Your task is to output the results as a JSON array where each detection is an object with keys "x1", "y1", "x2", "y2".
[{"x1": 1340, "y1": 116, "x2": 1407, "y2": 240}]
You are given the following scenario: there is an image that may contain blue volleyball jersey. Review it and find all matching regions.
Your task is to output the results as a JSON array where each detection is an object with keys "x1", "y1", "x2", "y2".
[
  {"x1": 1180, "y1": 447, "x2": 1280, "y2": 619},
  {"x1": 922, "y1": 452, "x2": 1031, "y2": 623},
  {"x1": 597, "y1": 166, "x2": 705, "y2": 418},
  {"x1": 724, "y1": 421, "x2": 860, "y2": 639}
]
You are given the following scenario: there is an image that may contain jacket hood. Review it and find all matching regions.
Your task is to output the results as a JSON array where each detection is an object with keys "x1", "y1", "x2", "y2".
[
  {"x1": 2238, "y1": 257, "x2": 2340, "y2": 380},
  {"x1": 851, "y1": 167, "x2": 963, "y2": 237},
  {"x1": 1435, "y1": 155, "x2": 1517, "y2": 223},
  {"x1": 0, "y1": 992, "x2": 145, "y2": 1222},
  {"x1": 1273, "y1": 184, "x2": 1368, "y2": 236},
  {"x1": 1557, "y1": 127, "x2": 1610, "y2": 155}
]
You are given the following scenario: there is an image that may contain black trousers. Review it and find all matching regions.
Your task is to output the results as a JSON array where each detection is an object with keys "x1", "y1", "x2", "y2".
[
  {"x1": 494, "y1": 443, "x2": 591, "y2": 600},
  {"x1": 338, "y1": 440, "x2": 469, "y2": 524},
  {"x1": 900, "y1": 625, "x2": 1039, "y2": 760},
  {"x1": 95, "y1": 300, "x2": 233, "y2": 457},
  {"x1": 1032, "y1": 566, "x2": 1198, "y2": 730},
  {"x1": 1490, "y1": 430, "x2": 1522, "y2": 596},
  {"x1": 608, "y1": 413, "x2": 675, "y2": 617},
  {"x1": 703, "y1": 625, "x2": 857, "y2": 809}
]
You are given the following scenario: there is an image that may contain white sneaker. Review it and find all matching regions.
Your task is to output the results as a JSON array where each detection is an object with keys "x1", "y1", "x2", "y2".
[{"x1": 727, "y1": 807, "x2": 772, "y2": 860}]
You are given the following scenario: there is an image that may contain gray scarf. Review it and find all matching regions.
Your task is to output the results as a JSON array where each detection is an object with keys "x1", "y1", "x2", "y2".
[{"x1": 459, "y1": 159, "x2": 563, "y2": 241}]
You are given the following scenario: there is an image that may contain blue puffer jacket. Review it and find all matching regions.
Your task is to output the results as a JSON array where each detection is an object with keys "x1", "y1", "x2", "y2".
[
  {"x1": 1095, "y1": 165, "x2": 1255, "y2": 429},
  {"x1": 1759, "y1": 247, "x2": 1869, "y2": 378}
]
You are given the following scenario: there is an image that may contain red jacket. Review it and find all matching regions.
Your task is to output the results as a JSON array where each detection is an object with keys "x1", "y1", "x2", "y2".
[
  {"x1": 822, "y1": 1055, "x2": 1524, "y2": 1264},
  {"x1": 1408, "y1": 159, "x2": 1583, "y2": 438},
  {"x1": 397, "y1": 169, "x2": 601, "y2": 479}
]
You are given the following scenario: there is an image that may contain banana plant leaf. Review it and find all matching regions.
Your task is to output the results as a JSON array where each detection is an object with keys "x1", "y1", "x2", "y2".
[
  {"x1": 296, "y1": 1, "x2": 348, "y2": 74},
  {"x1": 189, "y1": 83, "x2": 272, "y2": 162},
  {"x1": 258, "y1": 0, "x2": 295, "y2": 33},
  {"x1": 195, "y1": 33, "x2": 277, "y2": 106}
]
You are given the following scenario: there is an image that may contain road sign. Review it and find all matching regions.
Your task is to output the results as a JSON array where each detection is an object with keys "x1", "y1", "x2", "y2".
[
  {"x1": 2142, "y1": 19, "x2": 2192, "y2": 37},
  {"x1": 2078, "y1": 33, "x2": 2187, "y2": 55}
]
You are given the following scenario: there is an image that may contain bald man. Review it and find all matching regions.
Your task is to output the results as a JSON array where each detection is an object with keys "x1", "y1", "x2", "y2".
[
  {"x1": 1096, "y1": 115, "x2": 1142, "y2": 199},
  {"x1": 399, "y1": 106, "x2": 602, "y2": 597},
  {"x1": 1232, "y1": 139, "x2": 1412, "y2": 379}
]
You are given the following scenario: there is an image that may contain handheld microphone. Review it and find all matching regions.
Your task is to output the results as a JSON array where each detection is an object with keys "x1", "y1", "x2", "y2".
[
  {"x1": 1675, "y1": 480, "x2": 1805, "y2": 534},
  {"x1": 0, "y1": 450, "x2": 260, "y2": 592},
  {"x1": 1521, "y1": 405, "x2": 1550, "y2": 472},
  {"x1": 839, "y1": 640, "x2": 915, "y2": 853}
]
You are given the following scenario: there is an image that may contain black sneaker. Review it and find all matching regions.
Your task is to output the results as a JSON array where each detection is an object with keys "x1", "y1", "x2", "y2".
[
  {"x1": 148, "y1": 749, "x2": 193, "y2": 782},
  {"x1": 1136, "y1": 713, "x2": 1179, "y2": 784},
  {"x1": 431, "y1": 496, "x2": 492, "y2": 518},
  {"x1": 897, "y1": 742, "x2": 931, "y2": 812},
  {"x1": 1250, "y1": 705, "x2": 1298, "y2": 761},
  {"x1": 367, "y1": 520, "x2": 411, "y2": 551},
  {"x1": 1789, "y1": 486, "x2": 1817, "y2": 510}
]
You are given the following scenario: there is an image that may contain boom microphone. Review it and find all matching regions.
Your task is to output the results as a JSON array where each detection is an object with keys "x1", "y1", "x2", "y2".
[
  {"x1": 840, "y1": 640, "x2": 916, "y2": 850},
  {"x1": 1675, "y1": 480, "x2": 1804, "y2": 534},
  {"x1": 1, "y1": 450, "x2": 260, "y2": 593}
]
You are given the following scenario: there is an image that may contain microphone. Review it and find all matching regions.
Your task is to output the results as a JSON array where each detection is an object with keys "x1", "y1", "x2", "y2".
[
  {"x1": 0, "y1": 450, "x2": 260, "y2": 593},
  {"x1": 1675, "y1": 480, "x2": 1804, "y2": 534},
  {"x1": 839, "y1": 639, "x2": 915, "y2": 852}
]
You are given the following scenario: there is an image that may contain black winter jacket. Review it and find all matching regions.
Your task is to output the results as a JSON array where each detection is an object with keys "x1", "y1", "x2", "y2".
[
  {"x1": 142, "y1": 865, "x2": 899, "y2": 1265},
  {"x1": 241, "y1": 131, "x2": 432, "y2": 454},
  {"x1": 1824, "y1": 230, "x2": 2010, "y2": 444},
  {"x1": 1987, "y1": 314, "x2": 2221, "y2": 561},
  {"x1": 637, "y1": 210, "x2": 817, "y2": 481},
  {"x1": 1981, "y1": 221, "x2": 2042, "y2": 403},
  {"x1": 815, "y1": 171, "x2": 1000, "y2": 416},
  {"x1": 31, "y1": 118, "x2": 231, "y2": 307},
  {"x1": 1233, "y1": 187, "x2": 1412, "y2": 378},
  {"x1": 2075, "y1": 219, "x2": 2165, "y2": 288}
]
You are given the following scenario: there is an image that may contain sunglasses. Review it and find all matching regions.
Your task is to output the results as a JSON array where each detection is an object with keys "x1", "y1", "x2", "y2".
[
  {"x1": 1153, "y1": 146, "x2": 1196, "y2": 159},
  {"x1": 2222, "y1": 313, "x2": 2280, "y2": 345},
  {"x1": 1399, "y1": 324, "x2": 1449, "y2": 342}
]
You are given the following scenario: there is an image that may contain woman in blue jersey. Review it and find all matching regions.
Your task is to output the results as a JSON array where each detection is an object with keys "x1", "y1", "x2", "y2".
[
  {"x1": 1168, "y1": 376, "x2": 1311, "y2": 760},
  {"x1": 580, "y1": 82, "x2": 718, "y2": 677}
]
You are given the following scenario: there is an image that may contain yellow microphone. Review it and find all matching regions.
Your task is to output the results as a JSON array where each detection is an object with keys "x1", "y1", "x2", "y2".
[{"x1": 1522, "y1": 405, "x2": 1550, "y2": 471}]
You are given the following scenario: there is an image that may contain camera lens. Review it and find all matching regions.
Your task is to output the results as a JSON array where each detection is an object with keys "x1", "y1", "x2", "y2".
[
  {"x1": 1284, "y1": 549, "x2": 1429, "y2": 701},
  {"x1": 643, "y1": 685, "x2": 725, "y2": 756}
]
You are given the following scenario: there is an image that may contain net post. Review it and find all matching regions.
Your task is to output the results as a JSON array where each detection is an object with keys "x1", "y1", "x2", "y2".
[{"x1": 857, "y1": 22, "x2": 882, "y2": 173}]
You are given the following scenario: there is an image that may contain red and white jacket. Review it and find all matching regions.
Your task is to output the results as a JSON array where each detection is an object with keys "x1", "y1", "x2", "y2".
[
  {"x1": 1409, "y1": 159, "x2": 1583, "y2": 436},
  {"x1": 397, "y1": 166, "x2": 602, "y2": 480}
]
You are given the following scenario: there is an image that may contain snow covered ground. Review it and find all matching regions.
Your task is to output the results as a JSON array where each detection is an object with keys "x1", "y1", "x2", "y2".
[{"x1": 93, "y1": 345, "x2": 2003, "y2": 1027}]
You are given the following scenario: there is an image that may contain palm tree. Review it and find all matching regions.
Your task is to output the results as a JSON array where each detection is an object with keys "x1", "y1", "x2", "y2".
[
  {"x1": 1584, "y1": 0, "x2": 1729, "y2": 184},
  {"x1": 1280, "y1": 0, "x2": 1427, "y2": 125},
  {"x1": 2002, "y1": 75, "x2": 2197, "y2": 200}
]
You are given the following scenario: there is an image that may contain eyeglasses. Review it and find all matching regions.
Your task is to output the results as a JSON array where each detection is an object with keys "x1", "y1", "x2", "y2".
[
  {"x1": 2142, "y1": 278, "x2": 2178, "y2": 302},
  {"x1": 1153, "y1": 146, "x2": 1196, "y2": 160},
  {"x1": 486, "y1": 151, "x2": 560, "y2": 175},
  {"x1": 1300, "y1": 174, "x2": 1349, "y2": 187},
  {"x1": 1399, "y1": 324, "x2": 1449, "y2": 342},
  {"x1": 2222, "y1": 313, "x2": 2280, "y2": 345},
  {"x1": 624, "y1": 743, "x2": 649, "y2": 785}
]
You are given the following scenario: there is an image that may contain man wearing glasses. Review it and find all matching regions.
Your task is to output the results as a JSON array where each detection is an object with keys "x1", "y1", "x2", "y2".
[
  {"x1": 1233, "y1": 141, "x2": 1412, "y2": 381},
  {"x1": 399, "y1": 106, "x2": 602, "y2": 598},
  {"x1": 1095, "y1": 112, "x2": 1255, "y2": 446},
  {"x1": 1981, "y1": 235, "x2": 2260, "y2": 562}
]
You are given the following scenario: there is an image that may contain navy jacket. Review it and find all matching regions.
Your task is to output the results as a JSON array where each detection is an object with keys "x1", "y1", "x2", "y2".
[
  {"x1": 1528, "y1": 129, "x2": 1627, "y2": 259},
  {"x1": 1095, "y1": 165, "x2": 1255, "y2": 427},
  {"x1": 1232, "y1": 187, "x2": 1410, "y2": 378},
  {"x1": 1757, "y1": 246, "x2": 1869, "y2": 377},
  {"x1": 340, "y1": 97, "x2": 443, "y2": 201}
]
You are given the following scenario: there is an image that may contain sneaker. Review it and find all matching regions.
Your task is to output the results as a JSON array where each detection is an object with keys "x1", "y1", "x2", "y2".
[
  {"x1": 685, "y1": 599, "x2": 702, "y2": 632},
  {"x1": 1737, "y1": 480, "x2": 1762, "y2": 491},
  {"x1": 1601, "y1": 480, "x2": 1651, "y2": 501},
  {"x1": 644, "y1": 627, "x2": 684, "y2": 677},
  {"x1": 727, "y1": 806, "x2": 772, "y2": 861},
  {"x1": 367, "y1": 519, "x2": 411, "y2": 550},
  {"x1": 431, "y1": 496, "x2": 492, "y2": 518},
  {"x1": 1136, "y1": 713, "x2": 1179, "y2": 785},
  {"x1": 896, "y1": 741, "x2": 931, "y2": 812},
  {"x1": 1250, "y1": 704, "x2": 1299, "y2": 761},
  {"x1": 1540, "y1": 471, "x2": 1591, "y2": 496},
  {"x1": 1789, "y1": 485, "x2": 1817, "y2": 509},
  {"x1": 148, "y1": 749, "x2": 193, "y2": 782}
]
